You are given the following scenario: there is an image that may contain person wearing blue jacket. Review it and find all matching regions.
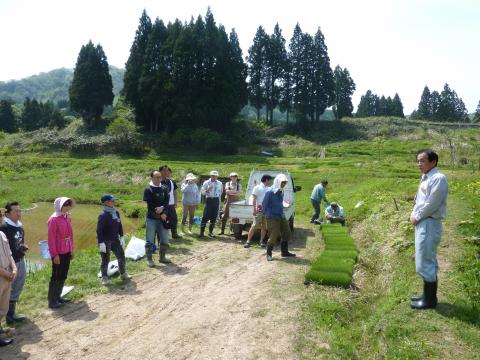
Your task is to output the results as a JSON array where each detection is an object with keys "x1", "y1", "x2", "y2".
[
  {"x1": 97, "y1": 194, "x2": 131, "y2": 285},
  {"x1": 262, "y1": 174, "x2": 296, "y2": 261}
]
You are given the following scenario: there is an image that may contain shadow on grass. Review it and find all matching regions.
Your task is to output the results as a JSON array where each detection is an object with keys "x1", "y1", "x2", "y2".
[
  {"x1": 291, "y1": 227, "x2": 315, "y2": 250},
  {"x1": 435, "y1": 302, "x2": 480, "y2": 326},
  {"x1": 0, "y1": 318, "x2": 42, "y2": 359}
]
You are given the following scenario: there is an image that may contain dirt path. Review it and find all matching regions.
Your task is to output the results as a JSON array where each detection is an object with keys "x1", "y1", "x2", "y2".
[{"x1": 2, "y1": 228, "x2": 314, "y2": 360}]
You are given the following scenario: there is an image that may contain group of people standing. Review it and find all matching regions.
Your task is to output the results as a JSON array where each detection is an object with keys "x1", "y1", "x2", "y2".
[{"x1": 0, "y1": 148, "x2": 449, "y2": 347}]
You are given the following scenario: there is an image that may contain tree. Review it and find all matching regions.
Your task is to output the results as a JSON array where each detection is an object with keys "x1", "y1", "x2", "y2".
[
  {"x1": 437, "y1": 83, "x2": 467, "y2": 122},
  {"x1": 279, "y1": 56, "x2": 293, "y2": 123},
  {"x1": 0, "y1": 100, "x2": 16, "y2": 133},
  {"x1": 264, "y1": 23, "x2": 287, "y2": 125},
  {"x1": 417, "y1": 86, "x2": 432, "y2": 119},
  {"x1": 21, "y1": 98, "x2": 42, "y2": 131},
  {"x1": 311, "y1": 27, "x2": 335, "y2": 122},
  {"x1": 69, "y1": 41, "x2": 114, "y2": 128},
  {"x1": 356, "y1": 90, "x2": 377, "y2": 117},
  {"x1": 332, "y1": 66, "x2": 355, "y2": 120},
  {"x1": 247, "y1": 26, "x2": 268, "y2": 120},
  {"x1": 430, "y1": 90, "x2": 441, "y2": 120},
  {"x1": 123, "y1": 10, "x2": 152, "y2": 128},
  {"x1": 473, "y1": 100, "x2": 480, "y2": 123},
  {"x1": 391, "y1": 93, "x2": 405, "y2": 118}
]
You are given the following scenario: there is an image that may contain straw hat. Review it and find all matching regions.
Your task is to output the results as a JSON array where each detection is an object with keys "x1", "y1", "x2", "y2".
[
  {"x1": 229, "y1": 172, "x2": 239, "y2": 178},
  {"x1": 210, "y1": 170, "x2": 219, "y2": 176}
]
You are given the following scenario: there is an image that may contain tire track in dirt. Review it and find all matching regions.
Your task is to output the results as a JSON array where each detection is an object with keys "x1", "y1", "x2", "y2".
[{"x1": 2, "y1": 231, "x2": 312, "y2": 360}]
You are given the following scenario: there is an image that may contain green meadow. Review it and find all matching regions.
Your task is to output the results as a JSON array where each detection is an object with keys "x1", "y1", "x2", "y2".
[{"x1": 1, "y1": 118, "x2": 479, "y2": 358}]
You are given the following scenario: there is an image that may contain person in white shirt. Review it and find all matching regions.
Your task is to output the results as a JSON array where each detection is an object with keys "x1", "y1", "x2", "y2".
[
  {"x1": 220, "y1": 172, "x2": 243, "y2": 235},
  {"x1": 200, "y1": 171, "x2": 223, "y2": 238},
  {"x1": 244, "y1": 175, "x2": 273, "y2": 248},
  {"x1": 409, "y1": 148, "x2": 448, "y2": 310}
]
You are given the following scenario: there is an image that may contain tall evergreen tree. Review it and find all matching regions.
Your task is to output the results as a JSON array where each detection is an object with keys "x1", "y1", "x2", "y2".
[
  {"x1": 332, "y1": 65, "x2": 355, "y2": 120},
  {"x1": 391, "y1": 93, "x2": 404, "y2": 118},
  {"x1": 279, "y1": 56, "x2": 293, "y2": 123},
  {"x1": 138, "y1": 18, "x2": 168, "y2": 132},
  {"x1": 264, "y1": 23, "x2": 287, "y2": 125},
  {"x1": 356, "y1": 90, "x2": 377, "y2": 117},
  {"x1": 311, "y1": 27, "x2": 335, "y2": 122},
  {"x1": 123, "y1": 10, "x2": 152, "y2": 128},
  {"x1": 69, "y1": 41, "x2": 114, "y2": 128},
  {"x1": 437, "y1": 83, "x2": 467, "y2": 121},
  {"x1": 473, "y1": 100, "x2": 480, "y2": 123},
  {"x1": 21, "y1": 98, "x2": 42, "y2": 131},
  {"x1": 0, "y1": 100, "x2": 16, "y2": 133},
  {"x1": 247, "y1": 26, "x2": 268, "y2": 120},
  {"x1": 376, "y1": 95, "x2": 388, "y2": 116},
  {"x1": 430, "y1": 90, "x2": 441, "y2": 120},
  {"x1": 417, "y1": 86, "x2": 432, "y2": 119}
]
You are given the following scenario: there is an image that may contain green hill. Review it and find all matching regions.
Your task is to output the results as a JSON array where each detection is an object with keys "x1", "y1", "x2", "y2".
[{"x1": 0, "y1": 66, "x2": 125, "y2": 104}]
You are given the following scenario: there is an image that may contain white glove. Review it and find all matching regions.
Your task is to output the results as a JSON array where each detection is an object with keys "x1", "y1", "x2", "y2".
[
  {"x1": 120, "y1": 236, "x2": 126, "y2": 247},
  {"x1": 99, "y1": 242, "x2": 107, "y2": 253}
]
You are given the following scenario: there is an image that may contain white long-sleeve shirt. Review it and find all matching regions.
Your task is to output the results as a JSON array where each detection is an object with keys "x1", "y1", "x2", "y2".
[
  {"x1": 412, "y1": 167, "x2": 448, "y2": 221},
  {"x1": 201, "y1": 179, "x2": 223, "y2": 198}
]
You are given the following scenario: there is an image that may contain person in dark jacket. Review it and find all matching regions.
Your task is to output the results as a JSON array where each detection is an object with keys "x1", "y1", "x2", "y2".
[
  {"x1": 0, "y1": 202, "x2": 27, "y2": 325},
  {"x1": 97, "y1": 194, "x2": 131, "y2": 286},
  {"x1": 143, "y1": 171, "x2": 171, "y2": 266},
  {"x1": 160, "y1": 165, "x2": 181, "y2": 239}
]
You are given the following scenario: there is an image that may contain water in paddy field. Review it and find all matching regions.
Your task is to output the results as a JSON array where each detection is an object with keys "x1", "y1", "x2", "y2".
[{"x1": 20, "y1": 202, "x2": 142, "y2": 270}]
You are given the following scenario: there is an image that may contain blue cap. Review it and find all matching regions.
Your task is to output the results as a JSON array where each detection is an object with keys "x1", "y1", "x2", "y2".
[{"x1": 101, "y1": 194, "x2": 117, "y2": 203}]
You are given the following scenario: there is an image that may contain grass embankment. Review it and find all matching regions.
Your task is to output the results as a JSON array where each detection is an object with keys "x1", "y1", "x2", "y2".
[
  {"x1": 305, "y1": 224, "x2": 358, "y2": 287},
  {"x1": 1, "y1": 118, "x2": 479, "y2": 357}
]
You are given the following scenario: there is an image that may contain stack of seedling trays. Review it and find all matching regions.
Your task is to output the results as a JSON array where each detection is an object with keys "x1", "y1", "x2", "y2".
[{"x1": 305, "y1": 224, "x2": 359, "y2": 287}]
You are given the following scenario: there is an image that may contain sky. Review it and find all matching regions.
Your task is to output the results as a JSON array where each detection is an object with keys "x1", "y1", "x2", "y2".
[{"x1": 1, "y1": 0, "x2": 479, "y2": 114}]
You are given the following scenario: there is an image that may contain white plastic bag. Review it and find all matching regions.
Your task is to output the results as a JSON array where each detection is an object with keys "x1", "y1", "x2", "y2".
[
  {"x1": 97, "y1": 260, "x2": 119, "y2": 278},
  {"x1": 125, "y1": 236, "x2": 146, "y2": 260}
]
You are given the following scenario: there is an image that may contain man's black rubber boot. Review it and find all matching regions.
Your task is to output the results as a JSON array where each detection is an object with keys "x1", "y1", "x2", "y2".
[
  {"x1": 0, "y1": 338, "x2": 13, "y2": 347},
  {"x1": 266, "y1": 245, "x2": 274, "y2": 261},
  {"x1": 280, "y1": 241, "x2": 296, "y2": 257},
  {"x1": 6, "y1": 301, "x2": 26, "y2": 324},
  {"x1": 411, "y1": 281, "x2": 437, "y2": 309}
]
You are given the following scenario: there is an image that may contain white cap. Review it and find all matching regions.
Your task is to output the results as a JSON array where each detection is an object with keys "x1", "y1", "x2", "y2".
[
  {"x1": 229, "y1": 172, "x2": 238, "y2": 177},
  {"x1": 185, "y1": 173, "x2": 197, "y2": 181},
  {"x1": 210, "y1": 170, "x2": 219, "y2": 176}
]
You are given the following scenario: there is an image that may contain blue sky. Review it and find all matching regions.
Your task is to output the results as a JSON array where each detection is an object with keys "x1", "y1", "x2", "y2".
[{"x1": 0, "y1": 0, "x2": 478, "y2": 113}]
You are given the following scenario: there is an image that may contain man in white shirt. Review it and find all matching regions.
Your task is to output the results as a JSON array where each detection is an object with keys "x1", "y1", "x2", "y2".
[
  {"x1": 220, "y1": 172, "x2": 243, "y2": 235},
  {"x1": 244, "y1": 175, "x2": 273, "y2": 248},
  {"x1": 409, "y1": 148, "x2": 448, "y2": 310},
  {"x1": 325, "y1": 202, "x2": 345, "y2": 226},
  {"x1": 200, "y1": 171, "x2": 223, "y2": 238}
]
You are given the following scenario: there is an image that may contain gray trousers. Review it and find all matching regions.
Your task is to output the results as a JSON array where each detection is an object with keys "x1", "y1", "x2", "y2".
[{"x1": 10, "y1": 258, "x2": 26, "y2": 301}]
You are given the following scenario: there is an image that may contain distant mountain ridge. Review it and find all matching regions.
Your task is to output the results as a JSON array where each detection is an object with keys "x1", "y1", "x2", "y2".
[{"x1": 0, "y1": 66, "x2": 125, "y2": 104}]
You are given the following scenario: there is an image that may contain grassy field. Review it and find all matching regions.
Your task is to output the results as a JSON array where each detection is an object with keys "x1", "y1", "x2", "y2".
[{"x1": 0, "y1": 118, "x2": 479, "y2": 358}]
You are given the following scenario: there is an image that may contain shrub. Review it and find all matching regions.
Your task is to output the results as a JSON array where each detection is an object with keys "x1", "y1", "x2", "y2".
[{"x1": 107, "y1": 117, "x2": 138, "y2": 138}]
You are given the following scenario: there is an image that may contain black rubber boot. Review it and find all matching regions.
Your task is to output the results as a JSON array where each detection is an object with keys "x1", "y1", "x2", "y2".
[
  {"x1": 48, "y1": 281, "x2": 64, "y2": 309},
  {"x1": 145, "y1": 244, "x2": 155, "y2": 267},
  {"x1": 266, "y1": 245, "x2": 274, "y2": 261},
  {"x1": 171, "y1": 226, "x2": 181, "y2": 239},
  {"x1": 6, "y1": 301, "x2": 26, "y2": 325},
  {"x1": 281, "y1": 242, "x2": 296, "y2": 257},
  {"x1": 200, "y1": 224, "x2": 206, "y2": 237},
  {"x1": 159, "y1": 244, "x2": 171, "y2": 264},
  {"x1": 208, "y1": 223, "x2": 216, "y2": 238},
  {"x1": 0, "y1": 337, "x2": 13, "y2": 347},
  {"x1": 411, "y1": 281, "x2": 437, "y2": 309},
  {"x1": 411, "y1": 277, "x2": 437, "y2": 301}
]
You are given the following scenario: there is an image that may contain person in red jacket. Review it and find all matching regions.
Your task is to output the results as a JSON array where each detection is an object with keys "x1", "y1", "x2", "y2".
[{"x1": 47, "y1": 197, "x2": 75, "y2": 309}]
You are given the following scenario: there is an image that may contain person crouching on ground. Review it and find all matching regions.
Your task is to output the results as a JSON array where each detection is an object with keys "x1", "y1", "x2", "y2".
[
  {"x1": 262, "y1": 174, "x2": 296, "y2": 261},
  {"x1": 325, "y1": 202, "x2": 345, "y2": 226},
  {"x1": 97, "y1": 194, "x2": 131, "y2": 286},
  {"x1": 47, "y1": 197, "x2": 75, "y2": 309},
  {"x1": 0, "y1": 202, "x2": 27, "y2": 325},
  {"x1": 144, "y1": 171, "x2": 171, "y2": 267},
  {"x1": 0, "y1": 230, "x2": 16, "y2": 347},
  {"x1": 181, "y1": 173, "x2": 200, "y2": 235}
]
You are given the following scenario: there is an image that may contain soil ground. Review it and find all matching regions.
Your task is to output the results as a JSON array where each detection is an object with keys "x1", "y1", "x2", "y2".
[{"x1": 1, "y1": 228, "x2": 315, "y2": 360}]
